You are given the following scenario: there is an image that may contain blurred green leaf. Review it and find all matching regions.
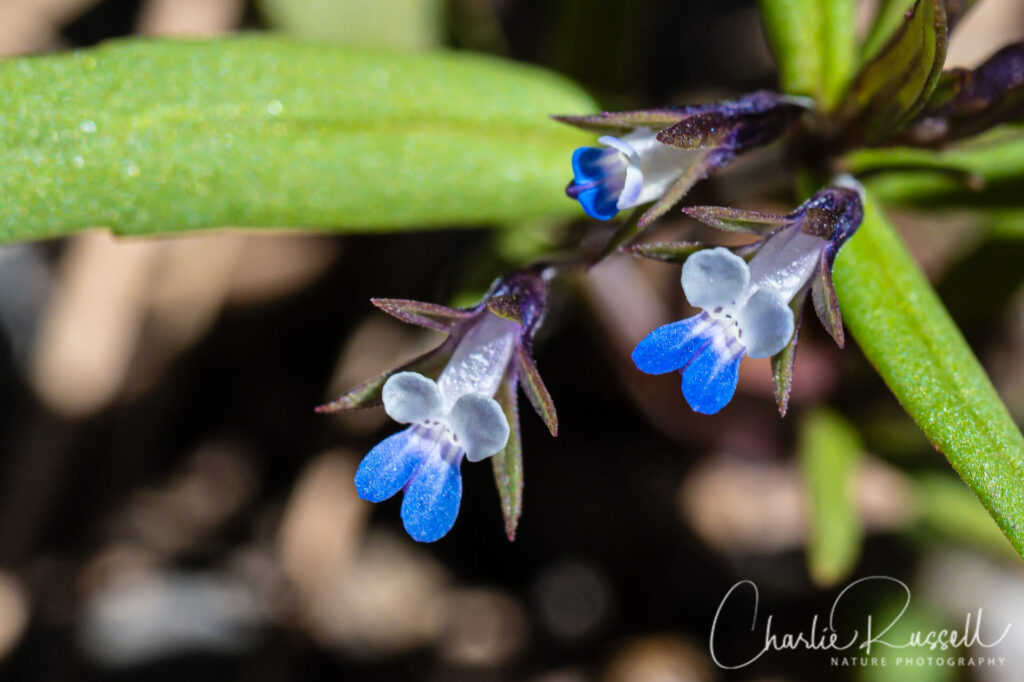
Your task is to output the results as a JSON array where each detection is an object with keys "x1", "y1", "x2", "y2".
[
  {"x1": 847, "y1": 126, "x2": 1024, "y2": 176},
  {"x1": 913, "y1": 473, "x2": 1020, "y2": 559},
  {"x1": 759, "y1": 0, "x2": 857, "y2": 108},
  {"x1": 988, "y1": 210, "x2": 1024, "y2": 238},
  {"x1": 856, "y1": 598, "x2": 957, "y2": 682},
  {"x1": 840, "y1": 0, "x2": 948, "y2": 142},
  {"x1": 848, "y1": 127, "x2": 1024, "y2": 207},
  {"x1": 0, "y1": 37, "x2": 596, "y2": 242},
  {"x1": 799, "y1": 409, "x2": 864, "y2": 586},
  {"x1": 258, "y1": 0, "x2": 444, "y2": 49},
  {"x1": 833, "y1": 191, "x2": 1024, "y2": 558},
  {"x1": 861, "y1": 0, "x2": 914, "y2": 61}
]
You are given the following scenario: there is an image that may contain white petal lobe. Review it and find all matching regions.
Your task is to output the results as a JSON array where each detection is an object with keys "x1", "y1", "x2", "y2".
[
  {"x1": 737, "y1": 288, "x2": 794, "y2": 358},
  {"x1": 448, "y1": 393, "x2": 510, "y2": 462},
  {"x1": 682, "y1": 247, "x2": 751, "y2": 309},
  {"x1": 382, "y1": 372, "x2": 444, "y2": 424}
]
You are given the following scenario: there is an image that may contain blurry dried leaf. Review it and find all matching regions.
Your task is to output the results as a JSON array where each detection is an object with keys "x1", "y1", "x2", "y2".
[
  {"x1": 226, "y1": 235, "x2": 337, "y2": 304},
  {"x1": 278, "y1": 452, "x2": 366, "y2": 598},
  {"x1": 438, "y1": 588, "x2": 527, "y2": 666},
  {"x1": 0, "y1": 572, "x2": 28, "y2": 662},
  {"x1": 258, "y1": 0, "x2": 444, "y2": 49},
  {"x1": 137, "y1": 0, "x2": 243, "y2": 36},
  {"x1": 30, "y1": 231, "x2": 162, "y2": 417}
]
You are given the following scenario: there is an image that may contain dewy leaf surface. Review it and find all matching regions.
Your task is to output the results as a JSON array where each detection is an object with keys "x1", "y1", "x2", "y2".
[
  {"x1": 0, "y1": 37, "x2": 597, "y2": 242},
  {"x1": 833, "y1": 191, "x2": 1024, "y2": 557}
]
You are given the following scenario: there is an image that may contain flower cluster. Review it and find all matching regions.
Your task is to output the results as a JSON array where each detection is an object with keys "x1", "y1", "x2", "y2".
[
  {"x1": 323, "y1": 2, "x2": 1024, "y2": 548},
  {"x1": 328, "y1": 92, "x2": 863, "y2": 543}
]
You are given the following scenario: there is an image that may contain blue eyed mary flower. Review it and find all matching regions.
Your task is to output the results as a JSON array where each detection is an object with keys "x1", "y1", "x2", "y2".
[
  {"x1": 557, "y1": 92, "x2": 810, "y2": 230},
  {"x1": 318, "y1": 270, "x2": 557, "y2": 542},
  {"x1": 631, "y1": 186, "x2": 864, "y2": 415}
]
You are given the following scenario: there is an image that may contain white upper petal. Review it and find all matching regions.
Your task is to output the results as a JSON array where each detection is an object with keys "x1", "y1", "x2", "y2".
[
  {"x1": 736, "y1": 288, "x2": 794, "y2": 358},
  {"x1": 382, "y1": 372, "x2": 444, "y2": 424},
  {"x1": 682, "y1": 247, "x2": 751, "y2": 309},
  {"x1": 447, "y1": 393, "x2": 510, "y2": 462},
  {"x1": 598, "y1": 129, "x2": 695, "y2": 210}
]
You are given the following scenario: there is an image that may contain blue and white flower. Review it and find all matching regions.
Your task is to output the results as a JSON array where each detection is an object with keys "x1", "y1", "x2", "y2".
[
  {"x1": 320, "y1": 270, "x2": 558, "y2": 542},
  {"x1": 557, "y1": 91, "x2": 810, "y2": 230},
  {"x1": 567, "y1": 127, "x2": 696, "y2": 221},
  {"x1": 631, "y1": 186, "x2": 864, "y2": 415},
  {"x1": 355, "y1": 313, "x2": 518, "y2": 542}
]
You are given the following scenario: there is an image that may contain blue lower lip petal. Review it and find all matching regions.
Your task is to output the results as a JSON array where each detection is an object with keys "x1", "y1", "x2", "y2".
[{"x1": 576, "y1": 186, "x2": 620, "y2": 221}]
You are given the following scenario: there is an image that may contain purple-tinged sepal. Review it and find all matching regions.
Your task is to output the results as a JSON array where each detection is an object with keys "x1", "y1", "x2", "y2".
[
  {"x1": 905, "y1": 40, "x2": 1024, "y2": 145},
  {"x1": 322, "y1": 267, "x2": 558, "y2": 542},
  {"x1": 371, "y1": 298, "x2": 476, "y2": 333},
  {"x1": 770, "y1": 285, "x2": 809, "y2": 418},
  {"x1": 557, "y1": 91, "x2": 810, "y2": 236},
  {"x1": 631, "y1": 185, "x2": 864, "y2": 415}
]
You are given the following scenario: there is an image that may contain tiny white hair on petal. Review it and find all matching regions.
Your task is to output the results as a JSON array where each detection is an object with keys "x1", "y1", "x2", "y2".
[
  {"x1": 682, "y1": 247, "x2": 751, "y2": 309},
  {"x1": 382, "y1": 372, "x2": 443, "y2": 424},
  {"x1": 448, "y1": 393, "x2": 510, "y2": 462},
  {"x1": 737, "y1": 288, "x2": 794, "y2": 358}
]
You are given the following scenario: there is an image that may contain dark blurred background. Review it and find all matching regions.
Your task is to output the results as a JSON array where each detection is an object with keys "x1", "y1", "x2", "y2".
[{"x1": 0, "y1": 1, "x2": 1023, "y2": 681}]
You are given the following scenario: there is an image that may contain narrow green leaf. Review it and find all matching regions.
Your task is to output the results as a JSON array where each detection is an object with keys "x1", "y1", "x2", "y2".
[
  {"x1": 988, "y1": 210, "x2": 1024, "y2": 238},
  {"x1": 832, "y1": 191, "x2": 1024, "y2": 557},
  {"x1": 0, "y1": 37, "x2": 597, "y2": 242},
  {"x1": 799, "y1": 409, "x2": 864, "y2": 586},
  {"x1": 861, "y1": 0, "x2": 915, "y2": 62},
  {"x1": 821, "y1": 0, "x2": 858, "y2": 110},
  {"x1": 759, "y1": 0, "x2": 825, "y2": 99},
  {"x1": 847, "y1": 126, "x2": 1024, "y2": 207},
  {"x1": 847, "y1": 126, "x2": 1024, "y2": 177},
  {"x1": 492, "y1": 370, "x2": 523, "y2": 540},
  {"x1": 759, "y1": 0, "x2": 857, "y2": 109}
]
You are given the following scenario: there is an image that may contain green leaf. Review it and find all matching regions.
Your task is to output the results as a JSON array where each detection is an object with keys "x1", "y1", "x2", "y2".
[
  {"x1": 841, "y1": 0, "x2": 948, "y2": 142},
  {"x1": 988, "y1": 210, "x2": 1024, "y2": 238},
  {"x1": 856, "y1": 599, "x2": 957, "y2": 682},
  {"x1": 847, "y1": 126, "x2": 1024, "y2": 207},
  {"x1": 258, "y1": 0, "x2": 444, "y2": 49},
  {"x1": 799, "y1": 409, "x2": 864, "y2": 586},
  {"x1": 861, "y1": 0, "x2": 914, "y2": 62},
  {"x1": 759, "y1": 0, "x2": 857, "y2": 108},
  {"x1": 0, "y1": 37, "x2": 597, "y2": 242},
  {"x1": 821, "y1": 0, "x2": 858, "y2": 110},
  {"x1": 832, "y1": 191, "x2": 1024, "y2": 557},
  {"x1": 913, "y1": 473, "x2": 1020, "y2": 559}
]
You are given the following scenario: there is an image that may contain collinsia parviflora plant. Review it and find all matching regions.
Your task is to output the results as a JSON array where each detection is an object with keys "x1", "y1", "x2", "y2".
[{"x1": 316, "y1": 0, "x2": 1024, "y2": 558}]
